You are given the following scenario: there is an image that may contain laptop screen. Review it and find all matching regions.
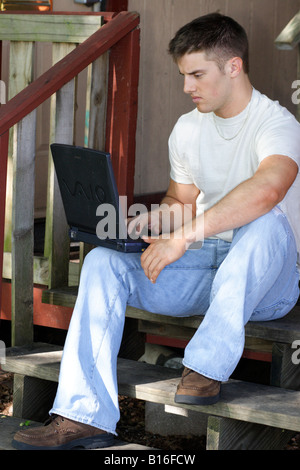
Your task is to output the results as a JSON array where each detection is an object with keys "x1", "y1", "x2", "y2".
[{"x1": 51, "y1": 143, "x2": 125, "y2": 239}]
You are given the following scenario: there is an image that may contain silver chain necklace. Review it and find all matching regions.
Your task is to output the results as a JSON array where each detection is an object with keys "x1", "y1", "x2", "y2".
[{"x1": 212, "y1": 98, "x2": 252, "y2": 141}]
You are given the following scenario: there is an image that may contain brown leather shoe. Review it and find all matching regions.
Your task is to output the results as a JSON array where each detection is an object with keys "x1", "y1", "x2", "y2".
[
  {"x1": 12, "y1": 415, "x2": 115, "y2": 450},
  {"x1": 175, "y1": 367, "x2": 221, "y2": 405}
]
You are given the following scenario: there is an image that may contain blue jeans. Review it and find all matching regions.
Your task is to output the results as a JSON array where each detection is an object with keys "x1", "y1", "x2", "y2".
[{"x1": 50, "y1": 207, "x2": 299, "y2": 434}]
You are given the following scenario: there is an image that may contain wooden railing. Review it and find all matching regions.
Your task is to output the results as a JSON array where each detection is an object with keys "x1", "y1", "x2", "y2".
[
  {"x1": 0, "y1": 11, "x2": 140, "y2": 345},
  {"x1": 275, "y1": 9, "x2": 300, "y2": 121}
]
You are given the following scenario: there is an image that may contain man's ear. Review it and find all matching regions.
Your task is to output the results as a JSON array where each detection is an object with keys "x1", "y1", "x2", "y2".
[{"x1": 226, "y1": 57, "x2": 243, "y2": 77}]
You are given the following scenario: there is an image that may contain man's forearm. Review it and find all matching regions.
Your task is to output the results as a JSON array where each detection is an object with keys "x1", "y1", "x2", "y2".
[{"x1": 178, "y1": 176, "x2": 282, "y2": 247}]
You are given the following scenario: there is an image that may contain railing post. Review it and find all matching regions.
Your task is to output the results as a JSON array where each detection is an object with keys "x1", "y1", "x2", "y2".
[
  {"x1": 0, "y1": 131, "x2": 9, "y2": 311},
  {"x1": 106, "y1": 26, "x2": 140, "y2": 206},
  {"x1": 11, "y1": 111, "x2": 37, "y2": 346},
  {"x1": 44, "y1": 43, "x2": 76, "y2": 290}
]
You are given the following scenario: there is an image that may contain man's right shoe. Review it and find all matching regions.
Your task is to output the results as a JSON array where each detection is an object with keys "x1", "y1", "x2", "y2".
[
  {"x1": 12, "y1": 415, "x2": 115, "y2": 450},
  {"x1": 175, "y1": 367, "x2": 221, "y2": 405}
]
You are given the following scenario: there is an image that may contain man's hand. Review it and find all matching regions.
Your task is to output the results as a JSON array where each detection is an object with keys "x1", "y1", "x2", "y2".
[{"x1": 141, "y1": 235, "x2": 187, "y2": 283}]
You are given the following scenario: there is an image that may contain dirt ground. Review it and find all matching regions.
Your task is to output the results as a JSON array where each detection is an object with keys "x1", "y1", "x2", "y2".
[{"x1": 1, "y1": 370, "x2": 299, "y2": 451}]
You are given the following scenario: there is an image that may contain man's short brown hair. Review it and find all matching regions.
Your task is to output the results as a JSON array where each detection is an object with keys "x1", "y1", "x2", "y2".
[{"x1": 168, "y1": 13, "x2": 249, "y2": 74}]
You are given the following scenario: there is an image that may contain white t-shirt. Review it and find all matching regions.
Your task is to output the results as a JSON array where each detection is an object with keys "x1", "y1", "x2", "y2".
[{"x1": 169, "y1": 88, "x2": 300, "y2": 267}]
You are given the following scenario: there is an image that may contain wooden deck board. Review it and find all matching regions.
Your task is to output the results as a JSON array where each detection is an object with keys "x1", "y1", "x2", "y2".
[{"x1": 3, "y1": 344, "x2": 300, "y2": 434}]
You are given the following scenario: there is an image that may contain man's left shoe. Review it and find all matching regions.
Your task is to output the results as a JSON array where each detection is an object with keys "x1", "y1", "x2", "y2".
[
  {"x1": 175, "y1": 367, "x2": 221, "y2": 405},
  {"x1": 12, "y1": 415, "x2": 115, "y2": 450}
]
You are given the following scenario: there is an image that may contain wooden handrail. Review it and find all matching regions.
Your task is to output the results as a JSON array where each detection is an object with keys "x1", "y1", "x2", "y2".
[
  {"x1": 0, "y1": 10, "x2": 140, "y2": 332},
  {"x1": 0, "y1": 11, "x2": 139, "y2": 136}
]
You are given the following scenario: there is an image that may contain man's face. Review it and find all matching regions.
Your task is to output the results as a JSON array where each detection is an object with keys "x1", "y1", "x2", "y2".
[{"x1": 177, "y1": 51, "x2": 234, "y2": 117}]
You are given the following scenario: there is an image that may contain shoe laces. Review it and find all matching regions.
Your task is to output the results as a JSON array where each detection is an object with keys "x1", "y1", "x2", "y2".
[{"x1": 44, "y1": 414, "x2": 65, "y2": 427}]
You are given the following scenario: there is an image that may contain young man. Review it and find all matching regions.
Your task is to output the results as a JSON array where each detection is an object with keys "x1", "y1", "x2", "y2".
[{"x1": 13, "y1": 13, "x2": 300, "y2": 450}]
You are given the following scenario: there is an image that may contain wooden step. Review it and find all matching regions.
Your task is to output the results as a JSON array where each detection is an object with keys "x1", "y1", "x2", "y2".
[
  {"x1": 42, "y1": 286, "x2": 300, "y2": 344},
  {"x1": 2, "y1": 343, "x2": 300, "y2": 434}
]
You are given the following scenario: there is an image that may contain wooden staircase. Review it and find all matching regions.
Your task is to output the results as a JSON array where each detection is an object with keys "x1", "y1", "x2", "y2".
[{"x1": 2, "y1": 338, "x2": 300, "y2": 450}]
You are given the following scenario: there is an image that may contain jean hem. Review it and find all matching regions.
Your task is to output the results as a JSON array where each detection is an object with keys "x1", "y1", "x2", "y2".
[{"x1": 182, "y1": 360, "x2": 229, "y2": 382}]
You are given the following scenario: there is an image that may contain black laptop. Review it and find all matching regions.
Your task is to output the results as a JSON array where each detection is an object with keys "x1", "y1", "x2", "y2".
[{"x1": 51, "y1": 143, "x2": 149, "y2": 253}]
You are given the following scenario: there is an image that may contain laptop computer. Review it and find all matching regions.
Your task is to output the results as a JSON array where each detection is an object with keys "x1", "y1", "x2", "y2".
[{"x1": 51, "y1": 143, "x2": 149, "y2": 253}]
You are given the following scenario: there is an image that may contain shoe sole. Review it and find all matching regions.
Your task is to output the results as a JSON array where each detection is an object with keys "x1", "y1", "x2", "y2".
[
  {"x1": 12, "y1": 433, "x2": 115, "y2": 450},
  {"x1": 174, "y1": 392, "x2": 220, "y2": 406}
]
